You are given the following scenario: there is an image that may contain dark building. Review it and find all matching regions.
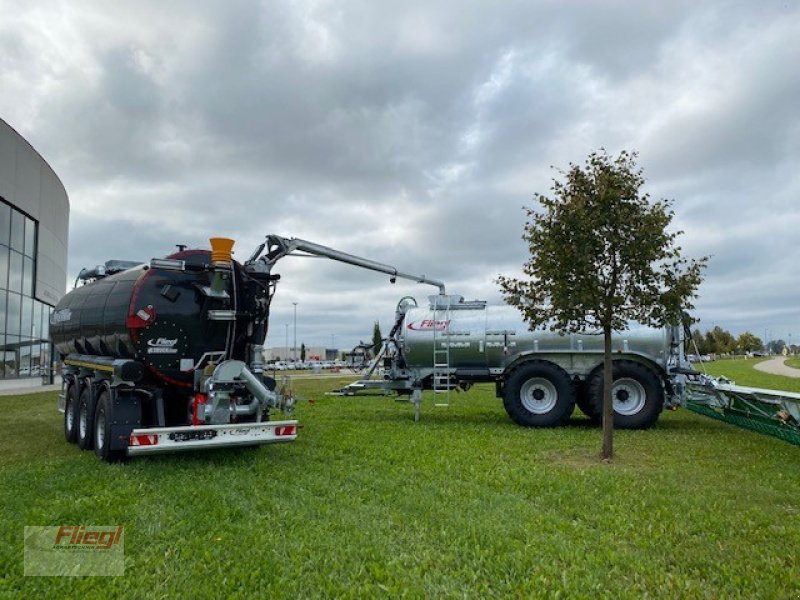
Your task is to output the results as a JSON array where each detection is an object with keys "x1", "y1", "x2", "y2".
[{"x1": 0, "y1": 118, "x2": 69, "y2": 381}]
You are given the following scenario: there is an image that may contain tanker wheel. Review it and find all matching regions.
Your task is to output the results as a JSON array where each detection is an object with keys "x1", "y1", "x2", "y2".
[
  {"x1": 63, "y1": 381, "x2": 79, "y2": 443},
  {"x1": 575, "y1": 379, "x2": 600, "y2": 422},
  {"x1": 94, "y1": 391, "x2": 124, "y2": 462},
  {"x1": 503, "y1": 361, "x2": 575, "y2": 427},
  {"x1": 587, "y1": 360, "x2": 664, "y2": 429},
  {"x1": 77, "y1": 385, "x2": 95, "y2": 450}
]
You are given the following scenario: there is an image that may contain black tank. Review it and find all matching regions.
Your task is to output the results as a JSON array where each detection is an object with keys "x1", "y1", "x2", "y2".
[{"x1": 50, "y1": 250, "x2": 240, "y2": 387}]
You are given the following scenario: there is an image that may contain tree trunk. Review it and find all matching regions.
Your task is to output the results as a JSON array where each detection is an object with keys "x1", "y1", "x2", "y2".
[{"x1": 602, "y1": 324, "x2": 614, "y2": 460}]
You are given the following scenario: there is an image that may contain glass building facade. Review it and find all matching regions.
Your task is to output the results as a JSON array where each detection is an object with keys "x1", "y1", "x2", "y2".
[
  {"x1": 0, "y1": 199, "x2": 52, "y2": 379},
  {"x1": 1, "y1": 117, "x2": 69, "y2": 384}
]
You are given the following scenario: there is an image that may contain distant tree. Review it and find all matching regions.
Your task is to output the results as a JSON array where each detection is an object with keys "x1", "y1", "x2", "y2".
[
  {"x1": 497, "y1": 149, "x2": 706, "y2": 460},
  {"x1": 736, "y1": 332, "x2": 763, "y2": 354},
  {"x1": 710, "y1": 326, "x2": 736, "y2": 354},
  {"x1": 767, "y1": 339, "x2": 786, "y2": 355},
  {"x1": 704, "y1": 330, "x2": 717, "y2": 354},
  {"x1": 372, "y1": 321, "x2": 383, "y2": 352},
  {"x1": 690, "y1": 329, "x2": 707, "y2": 355},
  {"x1": 300, "y1": 343, "x2": 306, "y2": 362}
]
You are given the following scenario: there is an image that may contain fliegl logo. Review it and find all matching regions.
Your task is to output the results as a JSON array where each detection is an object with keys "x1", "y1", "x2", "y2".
[
  {"x1": 24, "y1": 525, "x2": 125, "y2": 576},
  {"x1": 146, "y1": 337, "x2": 179, "y2": 354},
  {"x1": 55, "y1": 526, "x2": 123, "y2": 550},
  {"x1": 407, "y1": 319, "x2": 451, "y2": 331}
]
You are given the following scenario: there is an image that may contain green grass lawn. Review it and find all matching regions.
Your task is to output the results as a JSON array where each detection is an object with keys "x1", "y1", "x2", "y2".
[
  {"x1": 2, "y1": 368, "x2": 799, "y2": 597},
  {"x1": 702, "y1": 357, "x2": 800, "y2": 392},
  {"x1": 784, "y1": 357, "x2": 800, "y2": 370}
]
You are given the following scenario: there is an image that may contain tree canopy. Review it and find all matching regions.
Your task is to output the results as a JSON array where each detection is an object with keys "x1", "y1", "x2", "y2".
[
  {"x1": 498, "y1": 150, "x2": 707, "y2": 333},
  {"x1": 689, "y1": 327, "x2": 764, "y2": 355}
]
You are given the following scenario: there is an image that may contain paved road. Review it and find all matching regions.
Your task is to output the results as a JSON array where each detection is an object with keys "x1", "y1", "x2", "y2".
[
  {"x1": 0, "y1": 382, "x2": 62, "y2": 397},
  {"x1": 0, "y1": 372, "x2": 355, "y2": 397},
  {"x1": 754, "y1": 357, "x2": 800, "y2": 378}
]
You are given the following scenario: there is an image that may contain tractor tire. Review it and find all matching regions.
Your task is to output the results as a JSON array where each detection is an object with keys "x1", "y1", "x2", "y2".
[
  {"x1": 94, "y1": 390, "x2": 124, "y2": 462},
  {"x1": 575, "y1": 379, "x2": 600, "y2": 422},
  {"x1": 64, "y1": 381, "x2": 79, "y2": 443},
  {"x1": 503, "y1": 361, "x2": 575, "y2": 427},
  {"x1": 77, "y1": 384, "x2": 95, "y2": 450},
  {"x1": 587, "y1": 360, "x2": 664, "y2": 429}
]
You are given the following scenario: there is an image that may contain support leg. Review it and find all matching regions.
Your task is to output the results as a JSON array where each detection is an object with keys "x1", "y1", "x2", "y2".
[{"x1": 412, "y1": 389, "x2": 422, "y2": 422}]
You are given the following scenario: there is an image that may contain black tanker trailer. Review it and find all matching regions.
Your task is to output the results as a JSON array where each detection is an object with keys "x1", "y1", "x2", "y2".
[{"x1": 54, "y1": 235, "x2": 446, "y2": 461}]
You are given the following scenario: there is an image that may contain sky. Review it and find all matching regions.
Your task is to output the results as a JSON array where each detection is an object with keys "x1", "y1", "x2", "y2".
[{"x1": 1, "y1": 0, "x2": 798, "y2": 350}]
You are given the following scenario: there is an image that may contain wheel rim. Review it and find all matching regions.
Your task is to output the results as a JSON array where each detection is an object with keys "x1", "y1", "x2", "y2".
[
  {"x1": 520, "y1": 377, "x2": 558, "y2": 414},
  {"x1": 95, "y1": 409, "x2": 105, "y2": 450},
  {"x1": 66, "y1": 401, "x2": 74, "y2": 432},
  {"x1": 79, "y1": 404, "x2": 87, "y2": 439},
  {"x1": 612, "y1": 378, "x2": 647, "y2": 415}
]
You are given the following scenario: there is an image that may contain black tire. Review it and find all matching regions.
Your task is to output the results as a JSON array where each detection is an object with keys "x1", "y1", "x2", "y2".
[
  {"x1": 575, "y1": 379, "x2": 600, "y2": 422},
  {"x1": 503, "y1": 361, "x2": 575, "y2": 427},
  {"x1": 77, "y1": 384, "x2": 95, "y2": 450},
  {"x1": 94, "y1": 390, "x2": 124, "y2": 462},
  {"x1": 63, "y1": 381, "x2": 79, "y2": 443},
  {"x1": 587, "y1": 361, "x2": 664, "y2": 429}
]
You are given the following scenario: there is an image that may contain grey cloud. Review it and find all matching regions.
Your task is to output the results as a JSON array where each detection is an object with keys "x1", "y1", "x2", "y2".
[{"x1": 1, "y1": 0, "x2": 799, "y2": 348}]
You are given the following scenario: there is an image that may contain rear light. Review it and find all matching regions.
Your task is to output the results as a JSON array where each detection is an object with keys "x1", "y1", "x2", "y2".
[
  {"x1": 129, "y1": 434, "x2": 159, "y2": 446},
  {"x1": 274, "y1": 425, "x2": 296, "y2": 436}
]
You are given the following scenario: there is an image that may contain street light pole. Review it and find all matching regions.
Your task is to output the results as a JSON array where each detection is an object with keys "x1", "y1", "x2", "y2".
[
  {"x1": 293, "y1": 302, "x2": 298, "y2": 363},
  {"x1": 285, "y1": 323, "x2": 288, "y2": 361}
]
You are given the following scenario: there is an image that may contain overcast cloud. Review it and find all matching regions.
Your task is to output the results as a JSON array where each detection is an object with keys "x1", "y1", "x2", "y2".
[{"x1": 1, "y1": 0, "x2": 798, "y2": 349}]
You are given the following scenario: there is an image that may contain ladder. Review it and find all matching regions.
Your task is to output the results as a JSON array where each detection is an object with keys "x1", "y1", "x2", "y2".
[{"x1": 432, "y1": 296, "x2": 452, "y2": 406}]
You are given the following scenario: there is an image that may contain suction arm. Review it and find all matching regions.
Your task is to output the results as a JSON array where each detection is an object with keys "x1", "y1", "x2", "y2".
[{"x1": 254, "y1": 235, "x2": 446, "y2": 294}]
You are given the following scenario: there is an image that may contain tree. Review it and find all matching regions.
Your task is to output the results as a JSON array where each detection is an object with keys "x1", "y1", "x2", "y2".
[
  {"x1": 300, "y1": 343, "x2": 306, "y2": 362},
  {"x1": 690, "y1": 329, "x2": 707, "y2": 355},
  {"x1": 736, "y1": 332, "x2": 763, "y2": 354},
  {"x1": 372, "y1": 321, "x2": 383, "y2": 352},
  {"x1": 497, "y1": 150, "x2": 706, "y2": 460},
  {"x1": 705, "y1": 331, "x2": 722, "y2": 354},
  {"x1": 767, "y1": 339, "x2": 786, "y2": 355},
  {"x1": 709, "y1": 326, "x2": 735, "y2": 354}
]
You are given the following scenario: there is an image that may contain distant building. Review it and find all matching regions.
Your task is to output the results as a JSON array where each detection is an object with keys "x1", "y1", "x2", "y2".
[
  {"x1": 0, "y1": 118, "x2": 69, "y2": 381},
  {"x1": 264, "y1": 346, "x2": 339, "y2": 362}
]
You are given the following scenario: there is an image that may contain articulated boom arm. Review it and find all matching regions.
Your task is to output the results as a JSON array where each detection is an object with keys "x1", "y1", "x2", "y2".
[{"x1": 249, "y1": 234, "x2": 446, "y2": 294}]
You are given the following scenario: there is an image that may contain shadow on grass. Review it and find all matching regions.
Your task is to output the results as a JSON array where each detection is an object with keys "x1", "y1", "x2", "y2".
[
  {"x1": 330, "y1": 401, "x2": 681, "y2": 432},
  {"x1": 70, "y1": 440, "x2": 307, "y2": 478}
]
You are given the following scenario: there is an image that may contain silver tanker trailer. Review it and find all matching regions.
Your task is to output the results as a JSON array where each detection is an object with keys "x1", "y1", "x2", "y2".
[{"x1": 338, "y1": 294, "x2": 693, "y2": 429}]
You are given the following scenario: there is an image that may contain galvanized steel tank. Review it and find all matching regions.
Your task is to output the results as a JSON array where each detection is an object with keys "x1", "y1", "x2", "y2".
[{"x1": 400, "y1": 297, "x2": 672, "y2": 373}]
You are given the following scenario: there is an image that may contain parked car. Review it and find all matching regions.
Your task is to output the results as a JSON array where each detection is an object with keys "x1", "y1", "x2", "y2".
[{"x1": 688, "y1": 354, "x2": 712, "y2": 364}]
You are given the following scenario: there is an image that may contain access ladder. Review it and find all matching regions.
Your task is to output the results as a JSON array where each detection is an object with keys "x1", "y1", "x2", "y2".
[{"x1": 431, "y1": 296, "x2": 452, "y2": 406}]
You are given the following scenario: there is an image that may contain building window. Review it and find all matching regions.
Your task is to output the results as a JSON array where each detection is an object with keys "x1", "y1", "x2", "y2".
[
  {"x1": 24, "y1": 217, "x2": 35, "y2": 257},
  {"x1": 0, "y1": 203, "x2": 9, "y2": 246},
  {"x1": 8, "y1": 251, "x2": 22, "y2": 293},
  {"x1": 0, "y1": 246, "x2": 7, "y2": 289},
  {"x1": 10, "y1": 210, "x2": 24, "y2": 253},
  {"x1": 0, "y1": 198, "x2": 53, "y2": 379}
]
